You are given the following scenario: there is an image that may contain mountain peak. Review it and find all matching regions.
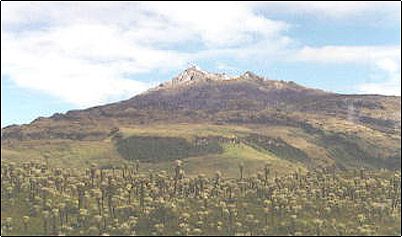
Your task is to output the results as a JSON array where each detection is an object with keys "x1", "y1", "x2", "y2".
[
  {"x1": 240, "y1": 71, "x2": 264, "y2": 81},
  {"x1": 148, "y1": 67, "x2": 320, "y2": 94},
  {"x1": 156, "y1": 66, "x2": 234, "y2": 90},
  {"x1": 175, "y1": 65, "x2": 210, "y2": 83},
  {"x1": 184, "y1": 65, "x2": 206, "y2": 74}
]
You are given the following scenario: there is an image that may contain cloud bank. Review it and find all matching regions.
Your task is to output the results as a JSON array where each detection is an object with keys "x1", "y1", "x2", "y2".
[{"x1": 1, "y1": 2, "x2": 400, "y2": 108}]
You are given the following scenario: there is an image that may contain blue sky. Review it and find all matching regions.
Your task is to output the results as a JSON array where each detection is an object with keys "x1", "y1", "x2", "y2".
[{"x1": 1, "y1": 1, "x2": 401, "y2": 127}]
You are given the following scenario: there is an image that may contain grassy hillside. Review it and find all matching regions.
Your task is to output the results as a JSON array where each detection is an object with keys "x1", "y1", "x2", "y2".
[
  {"x1": 1, "y1": 124, "x2": 307, "y2": 178},
  {"x1": 3, "y1": 122, "x2": 398, "y2": 181}
]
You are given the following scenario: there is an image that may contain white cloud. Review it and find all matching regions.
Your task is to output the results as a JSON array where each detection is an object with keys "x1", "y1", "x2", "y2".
[
  {"x1": 294, "y1": 45, "x2": 400, "y2": 64},
  {"x1": 358, "y1": 79, "x2": 400, "y2": 96},
  {"x1": 293, "y1": 45, "x2": 401, "y2": 96},
  {"x1": 140, "y1": 2, "x2": 289, "y2": 47},
  {"x1": 1, "y1": 24, "x2": 189, "y2": 107},
  {"x1": 376, "y1": 58, "x2": 399, "y2": 73},
  {"x1": 254, "y1": 1, "x2": 401, "y2": 22},
  {"x1": 1, "y1": 2, "x2": 291, "y2": 107},
  {"x1": 1, "y1": 1, "x2": 400, "y2": 110},
  {"x1": 358, "y1": 58, "x2": 401, "y2": 96}
]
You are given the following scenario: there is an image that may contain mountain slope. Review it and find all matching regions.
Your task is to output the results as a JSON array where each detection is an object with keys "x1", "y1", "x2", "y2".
[{"x1": 1, "y1": 66, "x2": 401, "y2": 173}]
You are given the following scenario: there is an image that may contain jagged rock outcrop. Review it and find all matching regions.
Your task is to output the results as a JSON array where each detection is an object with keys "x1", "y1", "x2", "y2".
[{"x1": 153, "y1": 66, "x2": 233, "y2": 91}]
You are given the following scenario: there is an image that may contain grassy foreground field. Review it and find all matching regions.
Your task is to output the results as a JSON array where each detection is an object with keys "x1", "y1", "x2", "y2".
[{"x1": 1, "y1": 160, "x2": 400, "y2": 236}]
